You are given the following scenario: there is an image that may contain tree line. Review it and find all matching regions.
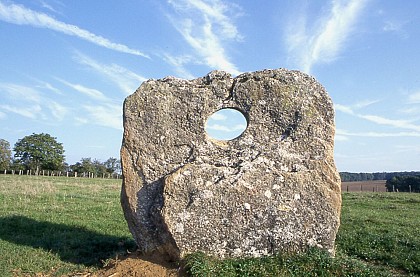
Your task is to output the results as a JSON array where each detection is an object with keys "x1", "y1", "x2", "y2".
[
  {"x1": 0, "y1": 133, "x2": 120, "y2": 176},
  {"x1": 340, "y1": 171, "x2": 420, "y2": 182},
  {"x1": 385, "y1": 175, "x2": 420, "y2": 193}
]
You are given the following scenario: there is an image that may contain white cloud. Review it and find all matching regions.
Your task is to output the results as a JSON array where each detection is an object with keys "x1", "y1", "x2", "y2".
[
  {"x1": 83, "y1": 104, "x2": 122, "y2": 130},
  {"x1": 0, "y1": 81, "x2": 68, "y2": 121},
  {"x1": 354, "y1": 99, "x2": 380, "y2": 109},
  {"x1": 285, "y1": 0, "x2": 368, "y2": 73},
  {"x1": 395, "y1": 144, "x2": 420, "y2": 154},
  {"x1": 0, "y1": 111, "x2": 6, "y2": 119},
  {"x1": 408, "y1": 91, "x2": 420, "y2": 104},
  {"x1": 162, "y1": 53, "x2": 196, "y2": 79},
  {"x1": 383, "y1": 21, "x2": 401, "y2": 32},
  {"x1": 336, "y1": 101, "x2": 420, "y2": 132},
  {"x1": 208, "y1": 112, "x2": 227, "y2": 121},
  {"x1": 39, "y1": 0, "x2": 63, "y2": 14},
  {"x1": 0, "y1": 2, "x2": 149, "y2": 58},
  {"x1": 0, "y1": 83, "x2": 41, "y2": 103},
  {"x1": 382, "y1": 20, "x2": 409, "y2": 39},
  {"x1": 0, "y1": 104, "x2": 42, "y2": 119},
  {"x1": 206, "y1": 123, "x2": 246, "y2": 132},
  {"x1": 334, "y1": 134, "x2": 349, "y2": 141},
  {"x1": 336, "y1": 129, "x2": 420, "y2": 138},
  {"x1": 74, "y1": 52, "x2": 146, "y2": 95},
  {"x1": 47, "y1": 101, "x2": 67, "y2": 120},
  {"x1": 399, "y1": 107, "x2": 420, "y2": 115},
  {"x1": 167, "y1": 0, "x2": 242, "y2": 75},
  {"x1": 334, "y1": 104, "x2": 355, "y2": 115},
  {"x1": 335, "y1": 99, "x2": 380, "y2": 114},
  {"x1": 34, "y1": 80, "x2": 63, "y2": 95},
  {"x1": 360, "y1": 114, "x2": 420, "y2": 132},
  {"x1": 74, "y1": 116, "x2": 88, "y2": 125},
  {"x1": 56, "y1": 78, "x2": 110, "y2": 102}
]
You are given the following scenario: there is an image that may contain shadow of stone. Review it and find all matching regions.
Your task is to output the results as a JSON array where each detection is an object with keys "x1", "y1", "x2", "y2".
[{"x1": 0, "y1": 215, "x2": 136, "y2": 267}]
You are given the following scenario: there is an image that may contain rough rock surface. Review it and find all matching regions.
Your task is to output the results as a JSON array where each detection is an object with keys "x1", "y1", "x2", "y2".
[{"x1": 120, "y1": 69, "x2": 341, "y2": 260}]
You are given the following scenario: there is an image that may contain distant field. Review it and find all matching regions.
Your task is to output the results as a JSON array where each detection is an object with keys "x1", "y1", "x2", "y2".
[
  {"x1": 0, "y1": 175, "x2": 419, "y2": 276},
  {"x1": 342, "y1": 180, "x2": 387, "y2": 192}
]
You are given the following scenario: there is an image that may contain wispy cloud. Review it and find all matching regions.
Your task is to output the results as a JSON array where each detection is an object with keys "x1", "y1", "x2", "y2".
[
  {"x1": 408, "y1": 91, "x2": 420, "y2": 104},
  {"x1": 0, "y1": 83, "x2": 41, "y2": 103},
  {"x1": 74, "y1": 52, "x2": 146, "y2": 95},
  {"x1": 167, "y1": 0, "x2": 242, "y2": 75},
  {"x1": 208, "y1": 112, "x2": 227, "y2": 121},
  {"x1": 83, "y1": 104, "x2": 122, "y2": 130},
  {"x1": 56, "y1": 78, "x2": 111, "y2": 102},
  {"x1": 162, "y1": 53, "x2": 195, "y2": 79},
  {"x1": 0, "y1": 81, "x2": 67, "y2": 121},
  {"x1": 336, "y1": 103, "x2": 420, "y2": 132},
  {"x1": 359, "y1": 114, "x2": 420, "y2": 132},
  {"x1": 337, "y1": 129, "x2": 420, "y2": 138},
  {"x1": 33, "y1": 79, "x2": 63, "y2": 95},
  {"x1": 206, "y1": 123, "x2": 246, "y2": 132},
  {"x1": 47, "y1": 100, "x2": 67, "y2": 120},
  {"x1": 334, "y1": 103, "x2": 355, "y2": 115},
  {"x1": 334, "y1": 134, "x2": 349, "y2": 141},
  {"x1": 354, "y1": 99, "x2": 381, "y2": 109},
  {"x1": 0, "y1": 2, "x2": 149, "y2": 58},
  {"x1": 38, "y1": 0, "x2": 64, "y2": 15},
  {"x1": 285, "y1": 0, "x2": 368, "y2": 73},
  {"x1": 0, "y1": 104, "x2": 42, "y2": 119},
  {"x1": 383, "y1": 20, "x2": 409, "y2": 39}
]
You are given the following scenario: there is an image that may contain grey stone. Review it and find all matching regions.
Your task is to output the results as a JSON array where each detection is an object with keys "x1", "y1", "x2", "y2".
[{"x1": 120, "y1": 69, "x2": 341, "y2": 260}]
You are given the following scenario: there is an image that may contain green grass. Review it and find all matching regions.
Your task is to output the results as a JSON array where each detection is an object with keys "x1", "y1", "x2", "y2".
[
  {"x1": 0, "y1": 175, "x2": 136, "y2": 276},
  {"x1": 0, "y1": 176, "x2": 419, "y2": 276},
  {"x1": 337, "y1": 193, "x2": 420, "y2": 275}
]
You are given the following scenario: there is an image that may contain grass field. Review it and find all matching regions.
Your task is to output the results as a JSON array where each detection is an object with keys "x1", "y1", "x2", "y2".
[
  {"x1": 0, "y1": 175, "x2": 419, "y2": 276},
  {"x1": 0, "y1": 175, "x2": 136, "y2": 276}
]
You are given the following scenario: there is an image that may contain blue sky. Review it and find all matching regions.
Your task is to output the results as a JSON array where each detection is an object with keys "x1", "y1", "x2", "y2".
[{"x1": 0, "y1": 0, "x2": 419, "y2": 172}]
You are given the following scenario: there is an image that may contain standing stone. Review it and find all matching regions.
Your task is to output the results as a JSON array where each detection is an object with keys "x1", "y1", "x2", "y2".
[{"x1": 120, "y1": 69, "x2": 341, "y2": 260}]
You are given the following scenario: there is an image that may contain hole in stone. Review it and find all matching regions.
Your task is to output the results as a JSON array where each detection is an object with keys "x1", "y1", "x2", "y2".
[{"x1": 205, "y1": 108, "x2": 248, "y2": 140}]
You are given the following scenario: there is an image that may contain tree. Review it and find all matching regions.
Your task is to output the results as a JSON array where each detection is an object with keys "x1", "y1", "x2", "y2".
[
  {"x1": 93, "y1": 159, "x2": 107, "y2": 176},
  {"x1": 13, "y1": 133, "x2": 65, "y2": 174},
  {"x1": 104, "y1": 157, "x2": 121, "y2": 174},
  {"x1": 70, "y1": 158, "x2": 94, "y2": 174},
  {"x1": 386, "y1": 176, "x2": 420, "y2": 193},
  {"x1": 70, "y1": 157, "x2": 107, "y2": 176},
  {"x1": 0, "y1": 139, "x2": 12, "y2": 170}
]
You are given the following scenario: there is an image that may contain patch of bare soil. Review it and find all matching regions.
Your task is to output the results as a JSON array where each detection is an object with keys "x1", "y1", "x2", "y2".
[
  {"x1": 92, "y1": 251, "x2": 183, "y2": 277},
  {"x1": 342, "y1": 180, "x2": 387, "y2": 192}
]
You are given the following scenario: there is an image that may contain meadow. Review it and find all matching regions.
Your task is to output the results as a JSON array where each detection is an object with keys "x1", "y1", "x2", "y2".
[{"x1": 0, "y1": 175, "x2": 418, "y2": 276}]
